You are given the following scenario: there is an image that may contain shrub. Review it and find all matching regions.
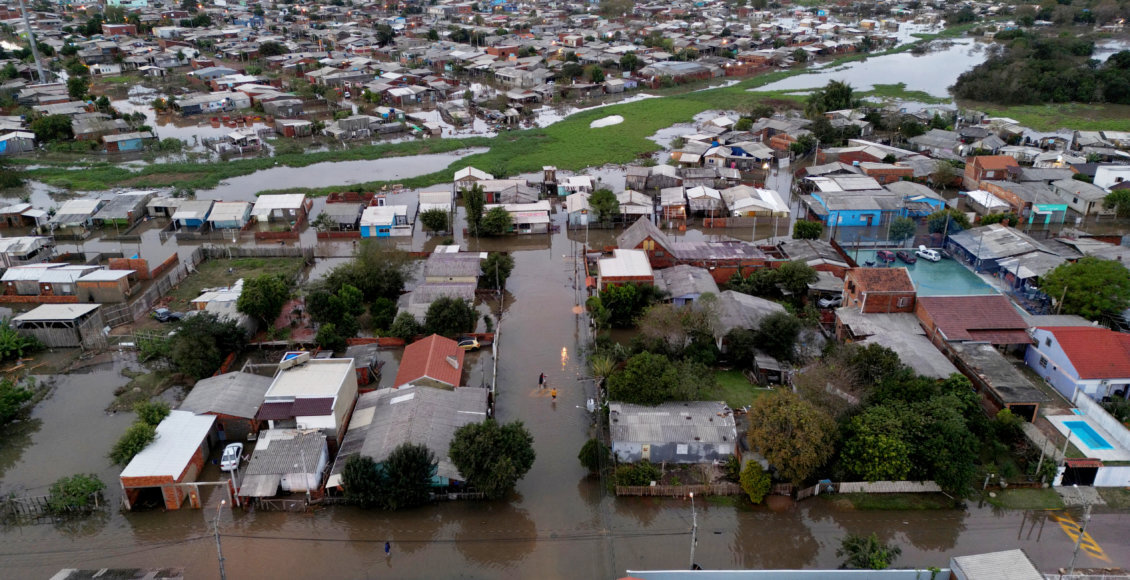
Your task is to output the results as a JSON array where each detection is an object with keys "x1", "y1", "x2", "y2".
[
  {"x1": 133, "y1": 401, "x2": 170, "y2": 427},
  {"x1": 110, "y1": 422, "x2": 156, "y2": 466},
  {"x1": 578, "y1": 438, "x2": 610, "y2": 473},
  {"x1": 615, "y1": 460, "x2": 661, "y2": 486},
  {"x1": 47, "y1": 474, "x2": 105, "y2": 514},
  {"x1": 740, "y1": 462, "x2": 771, "y2": 504}
]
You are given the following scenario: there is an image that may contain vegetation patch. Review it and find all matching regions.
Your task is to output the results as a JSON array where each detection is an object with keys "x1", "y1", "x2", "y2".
[
  {"x1": 164, "y1": 257, "x2": 306, "y2": 310},
  {"x1": 827, "y1": 492, "x2": 962, "y2": 510},
  {"x1": 1096, "y1": 487, "x2": 1130, "y2": 509},
  {"x1": 110, "y1": 368, "x2": 185, "y2": 412},
  {"x1": 703, "y1": 370, "x2": 773, "y2": 409},
  {"x1": 984, "y1": 488, "x2": 1064, "y2": 510},
  {"x1": 977, "y1": 103, "x2": 1130, "y2": 133}
]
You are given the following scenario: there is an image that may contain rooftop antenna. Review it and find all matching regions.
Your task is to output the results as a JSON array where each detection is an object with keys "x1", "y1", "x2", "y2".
[{"x1": 16, "y1": 0, "x2": 46, "y2": 84}]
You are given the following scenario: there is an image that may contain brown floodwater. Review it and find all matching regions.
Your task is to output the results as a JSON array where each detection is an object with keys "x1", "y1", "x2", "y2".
[{"x1": 1, "y1": 189, "x2": 1128, "y2": 579}]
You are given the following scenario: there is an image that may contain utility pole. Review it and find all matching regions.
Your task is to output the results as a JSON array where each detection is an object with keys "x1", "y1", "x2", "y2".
[
  {"x1": 16, "y1": 0, "x2": 45, "y2": 84},
  {"x1": 688, "y1": 492, "x2": 698, "y2": 570},
  {"x1": 1068, "y1": 485, "x2": 1093, "y2": 576},
  {"x1": 212, "y1": 500, "x2": 228, "y2": 580}
]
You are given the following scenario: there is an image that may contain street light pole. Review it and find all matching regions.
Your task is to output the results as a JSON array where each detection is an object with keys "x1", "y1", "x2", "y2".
[
  {"x1": 1068, "y1": 484, "x2": 1092, "y2": 576},
  {"x1": 688, "y1": 492, "x2": 698, "y2": 570},
  {"x1": 213, "y1": 500, "x2": 227, "y2": 580}
]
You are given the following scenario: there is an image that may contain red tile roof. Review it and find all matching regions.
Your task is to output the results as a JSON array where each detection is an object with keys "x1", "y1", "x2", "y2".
[
  {"x1": 1041, "y1": 326, "x2": 1130, "y2": 379},
  {"x1": 917, "y1": 295, "x2": 1031, "y2": 344},
  {"x1": 847, "y1": 267, "x2": 915, "y2": 293},
  {"x1": 394, "y1": 334, "x2": 464, "y2": 388},
  {"x1": 256, "y1": 401, "x2": 293, "y2": 421},
  {"x1": 973, "y1": 155, "x2": 1020, "y2": 171}
]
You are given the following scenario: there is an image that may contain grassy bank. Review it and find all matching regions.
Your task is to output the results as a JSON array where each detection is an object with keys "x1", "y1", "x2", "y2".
[
  {"x1": 824, "y1": 492, "x2": 962, "y2": 510},
  {"x1": 975, "y1": 102, "x2": 1130, "y2": 132},
  {"x1": 163, "y1": 257, "x2": 306, "y2": 310},
  {"x1": 984, "y1": 488, "x2": 1064, "y2": 510},
  {"x1": 110, "y1": 368, "x2": 185, "y2": 411}
]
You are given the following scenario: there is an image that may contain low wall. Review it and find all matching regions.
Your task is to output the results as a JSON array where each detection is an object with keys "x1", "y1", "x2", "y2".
[
  {"x1": 149, "y1": 254, "x2": 180, "y2": 279},
  {"x1": 1094, "y1": 465, "x2": 1130, "y2": 487},
  {"x1": 615, "y1": 482, "x2": 741, "y2": 497},
  {"x1": 0, "y1": 295, "x2": 79, "y2": 304},
  {"x1": 1074, "y1": 394, "x2": 1130, "y2": 451},
  {"x1": 837, "y1": 481, "x2": 941, "y2": 494},
  {"x1": 316, "y1": 231, "x2": 361, "y2": 239},
  {"x1": 345, "y1": 337, "x2": 405, "y2": 348},
  {"x1": 109, "y1": 257, "x2": 152, "y2": 280}
]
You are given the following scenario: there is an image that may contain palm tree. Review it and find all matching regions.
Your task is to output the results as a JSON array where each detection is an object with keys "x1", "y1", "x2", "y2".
[{"x1": 837, "y1": 533, "x2": 901, "y2": 570}]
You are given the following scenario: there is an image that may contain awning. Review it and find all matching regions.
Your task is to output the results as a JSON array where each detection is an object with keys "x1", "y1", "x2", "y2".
[
  {"x1": 239, "y1": 474, "x2": 281, "y2": 497},
  {"x1": 1064, "y1": 458, "x2": 1103, "y2": 469}
]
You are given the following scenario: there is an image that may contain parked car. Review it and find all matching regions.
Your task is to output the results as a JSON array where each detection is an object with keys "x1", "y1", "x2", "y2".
[
  {"x1": 916, "y1": 245, "x2": 941, "y2": 262},
  {"x1": 896, "y1": 250, "x2": 917, "y2": 264},
  {"x1": 220, "y1": 442, "x2": 243, "y2": 472},
  {"x1": 817, "y1": 295, "x2": 842, "y2": 309},
  {"x1": 457, "y1": 337, "x2": 480, "y2": 351},
  {"x1": 152, "y1": 308, "x2": 183, "y2": 323},
  {"x1": 876, "y1": 250, "x2": 896, "y2": 263}
]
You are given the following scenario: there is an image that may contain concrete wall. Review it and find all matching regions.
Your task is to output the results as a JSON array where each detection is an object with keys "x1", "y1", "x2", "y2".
[
  {"x1": 1074, "y1": 393, "x2": 1130, "y2": 452},
  {"x1": 1094, "y1": 465, "x2": 1130, "y2": 487}
]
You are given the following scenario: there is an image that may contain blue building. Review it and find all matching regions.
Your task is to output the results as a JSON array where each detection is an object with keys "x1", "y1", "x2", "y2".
[
  {"x1": 103, "y1": 131, "x2": 154, "y2": 153},
  {"x1": 207, "y1": 201, "x2": 252, "y2": 230},
  {"x1": 360, "y1": 205, "x2": 409, "y2": 238}
]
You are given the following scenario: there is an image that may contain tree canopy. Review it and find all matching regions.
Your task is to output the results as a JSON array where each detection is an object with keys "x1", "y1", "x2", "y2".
[
  {"x1": 424, "y1": 297, "x2": 477, "y2": 338},
  {"x1": 804, "y1": 80, "x2": 860, "y2": 119},
  {"x1": 167, "y1": 312, "x2": 247, "y2": 379},
  {"x1": 746, "y1": 391, "x2": 836, "y2": 485},
  {"x1": 606, "y1": 351, "x2": 708, "y2": 405},
  {"x1": 793, "y1": 220, "x2": 823, "y2": 240},
  {"x1": 479, "y1": 206, "x2": 513, "y2": 236},
  {"x1": 1042, "y1": 257, "x2": 1130, "y2": 320},
  {"x1": 449, "y1": 420, "x2": 535, "y2": 499},
  {"x1": 589, "y1": 188, "x2": 619, "y2": 224},
  {"x1": 236, "y1": 274, "x2": 290, "y2": 327},
  {"x1": 323, "y1": 241, "x2": 410, "y2": 302},
  {"x1": 479, "y1": 252, "x2": 515, "y2": 290},
  {"x1": 838, "y1": 533, "x2": 902, "y2": 570}
]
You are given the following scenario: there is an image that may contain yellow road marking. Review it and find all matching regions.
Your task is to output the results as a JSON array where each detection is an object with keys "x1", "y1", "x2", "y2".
[{"x1": 1049, "y1": 511, "x2": 1111, "y2": 563}]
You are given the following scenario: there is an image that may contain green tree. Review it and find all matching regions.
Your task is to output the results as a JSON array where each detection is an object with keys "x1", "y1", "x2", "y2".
[
  {"x1": 734, "y1": 117, "x2": 753, "y2": 131},
  {"x1": 588, "y1": 65, "x2": 605, "y2": 83},
  {"x1": 615, "y1": 460, "x2": 661, "y2": 485},
  {"x1": 427, "y1": 28, "x2": 440, "y2": 41},
  {"x1": 479, "y1": 206, "x2": 512, "y2": 236},
  {"x1": 838, "y1": 533, "x2": 902, "y2": 570},
  {"x1": 479, "y1": 252, "x2": 515, "y2": 290},
  {"x1": 464, "y1": 183, "x2": 486, "y2": 235},
  {"x1": 370, "y1": 297, "x2": 398, "y2": 331},
  {"x1": 589, "y1": 188, "x2": 619, "y2": 224},
  {"x1": 1042, "y1": 257, "x2": 1130, "y2": 320},
  {"x1": 740, "y1": 462, "x2": 772, "y2": 504},
  {"x1": 929, "y1": 160, "x2": 960, "y2": 187},
  {"x1": 840, "y1": 405, "x2": 913, "y2": 482},
  {"x1": 419, "y1": 208, "x2": 450, "y2": 233},
  {"x1": 774, "y1": 260, "x2": 818, "y2": 298},
  {"x1": 849, "y1": 343, "x2": 905, "y2": 386},
  {"x1": 315, "y1": 322, "x2": 346, "y2": 352},
  {"x1": 889, "y1": 217, "x2": 916, "y2": 242},
  {"x1": 0, "y1": 377, "x2": 34, "y2": 424},
  {"x1": 379, "y1": 443, "x2": 438, "y2": 510},
  {"x1": 449, "y1": 420, "x2": 536, "y2": 499},
  {"x1": 376, "y1": 23, "x2": 395, "y2": 46},
  {"x1": 110, "y1": 422, "x2": 156, "y2": 465},
  {"x1": 424, "y1": 297, "x2": 477, "y2": 338},
  {"x1": 586, "y1": 282, "x2": 663, "y2": 329},
  {"x1": 578, "y1": 438, "x2": 609, "y2": 473},
  {"x1": 620, "y1": 51, "x2": 639, "y2": 71},
  {"x1": 46, "y1": 474, "x2": 105, "y2": 514},
  {"x1": 67, "y1": 76, "x2": 89, "y2": 101},
  {"x1": 979, "y1": 212, "x2": 1019, "y2": 226},
  {"x1": 167, "y1": 312, "x2": 247, "y2": 379},
  {"x1": 259, "y1": 41, "x2": 287, "y2": 57},
  {"x1": 746, "y1": 391, "x2": 836, "y2": 485},
  {"x1": 606, "y1": 352, "x2": 701, "y2": 405},
  {"x1": 754, "y1": 311, "x2": 803, "y2": 363},
  {"x1": 926, "y1": 208, "x2": 971, "y2": 234},
  {"x1": 793, "y1": 220, "x2": 823, "y2": 240},
  {"x1": 1103, "y1": 188, "x2": 1130, "y2": 218},
  {"x1": 323, "y1": 241, "x2": 411, "y2": 302},
  {"x1": 805, "y1": 80, "x2": 859, "y2": 119},
  {"x1": 133, "y1": 401, "x2": 170, "y2": 427},
  {"x1": 388, "y1": 311, "x2": 423, "y2": 340},
  {"x1": 30, "y1": 114, "x2": 74, "y2": 143},
  {"x1": 237, "y1": 274, "x2": 290, "y2": 327},
  {"x1": 342, "y1": 454, "x2": 384, "y2": 508}
]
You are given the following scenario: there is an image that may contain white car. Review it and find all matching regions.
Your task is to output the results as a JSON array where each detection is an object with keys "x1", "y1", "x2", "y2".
[
  {"x1": 220, "y1": 442, "x2": 243, "y2": 472},
  {"x1": 915, "y1": 246, "x2": 941, "y2": 262}
]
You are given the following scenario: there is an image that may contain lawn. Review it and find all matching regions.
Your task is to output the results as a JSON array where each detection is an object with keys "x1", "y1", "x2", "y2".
[
  {"x1": 984, "y1": 488, "x2": 1065, "y2": 510},
  {"x1": 975, "y1": 102, "x2": 1130, "y2": 132},
  {"x1": 1097, "y1": 487, "x2": 1130, "y2": 509},
  {"x1": 163, "y1": 257, "x2": 306, "y2": 310},
  {"x1": 825, "y1": 492, "x2": 961, "y2": 510},
  {"x1": 110, "y1": 368, "x2": 186, "y2": 412},
  {"x1": 861, "y1": 83, "x2": 952, "y2": 105},
  {"x1": 703, "y1": 369, "x2": 774, "y2": 409}
]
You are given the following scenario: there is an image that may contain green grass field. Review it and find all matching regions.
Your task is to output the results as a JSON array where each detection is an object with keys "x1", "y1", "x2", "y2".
[
  {"x1": 826, "y1": 492, "x2": 962, "y2": 510},
  {"x1": 1097, "y1": 487, "x2": 1130, "y2": 509},
  {"x1": 703, "y1": 369, "x2": 774, "y2": 409},
  {"x1": 975, "y1": 103, "x2": 1130, "y2": 132},
  {"x1": 984, "y1": 488, "x2": 1065, "y2": 510},
  {"x1": 163, "y1": 257, "x2": 306, "y2": 310}
]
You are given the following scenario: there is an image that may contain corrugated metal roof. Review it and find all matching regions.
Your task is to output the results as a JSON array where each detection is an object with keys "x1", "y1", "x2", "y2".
[
  {"x1": 951, "y1": 549, "x2": 1042, "y2": 580},
  {"x1": 179, "y1": 371, "x2": 272, "y2": 419},
  {"x1": 77, "y1": 269, "x2": 134, "y2": 282},
  {"x1": 120, "y1": 411, "x2": 215, "y2": 479},
  {"x1": 241, "y1": 429, "x2": 326, "y2": 497},
  {"x1": 609, "y1": 401, "x2": 736, "y2": 446},
  {"x1": 598, "y1": 249, "x2": 653, "y2": 279},
  {"x1": 12, "y1": 303, "x2": 101, "y2": 322}
]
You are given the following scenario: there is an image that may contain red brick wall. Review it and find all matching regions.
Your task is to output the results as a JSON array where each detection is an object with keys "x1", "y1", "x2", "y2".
[
  {"x1": 316, "y1": 231, "x2": 361, "y2": 239},
  {"x1": 110, "y1": 258, "x2": 152, "y2": 280},
  {"x1": 149, "y1": 254, "x2": 180, "y2": 279},
  {"x1": 858, "y1": 291, "x2": 916, "y2": 313},
  {"x1": 0, "y1": 294, "x2": 79, "y2": 304}
]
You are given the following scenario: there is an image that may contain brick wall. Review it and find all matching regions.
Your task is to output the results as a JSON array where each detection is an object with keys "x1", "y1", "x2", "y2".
[
  {"x1": 0, "y1": 294, "x2": 79, "y2": 304},
  {"x1": 149, "y1": 254, "x2": 180, "y2": 279},
  {"x1": 110, "y1": 258, "x2": 152, "y2": 280},
  {"x1": 858, "y1": 291, "x2": 916, "y2": 313},
  {"x1": 316, "y1": 231, "x2": 361, "y2": 239}
]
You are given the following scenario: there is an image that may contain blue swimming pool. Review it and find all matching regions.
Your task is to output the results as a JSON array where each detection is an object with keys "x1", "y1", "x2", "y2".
[
  {"x1": 849, "y1": 250, "x2": 998, "y2": 296},
  {"x1": 1064, "y1": 420, "x2": 1114, "y2": 450}
]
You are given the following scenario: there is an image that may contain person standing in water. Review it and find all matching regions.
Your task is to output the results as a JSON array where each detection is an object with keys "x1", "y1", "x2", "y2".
[
  {"x1": 550, "y1": 387, "x2": 557, "y2": 402},
  {"x1": 538, "y1": 372, "x2": 546, "y2": 389}
]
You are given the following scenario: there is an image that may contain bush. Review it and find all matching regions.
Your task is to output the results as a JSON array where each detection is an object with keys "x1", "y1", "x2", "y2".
[
  {"x1": 740, "y1": 462, "x2": 772, "y2": 504},
  {"x1": 793, "y1": 220, "x2": 823, "y2": 240},
  {"x1": 615, "y1": 460, "x2": 661, "y2": 486},
  {"x1": 47, "y1": 474, "x2": 105, "y2": 514},
  {"x1": 110, "y1": 422, "x2": 156, "y2": 466},
  {"x1": 0, "y1": 377, "x2": 34, "y2": 424},
  {"x1": 578, "y1": 438, "x2": 610, "y2": 473},
  {"x1": 419, "y1": 208, "x2": 450, "y2": 233},
  {"x1": 316, "y1": 322, "x2": 346, "y2": 353},
  {"x1": 133, "y1": 401, "x2": 170, "y2": 427},
  {"x1": 388, "y1": 311, "x2": 423, "y2": 340},
  {"x1": 449, "y1": 419, "x2": 536, "y2": 499}
]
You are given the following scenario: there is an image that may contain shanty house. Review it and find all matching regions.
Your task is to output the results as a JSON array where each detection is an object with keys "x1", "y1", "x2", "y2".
[
  {"x1": 239, "y1": 429, "x2": 329, "y2": 500},
  {"x1": 251, "y1": 193, "x2": 309, "y2": 225},
  {"x1": 171, "y1": 200, "x2": 214, "y2": 229},
  {"x1": 207, "y1": 201, "x2": 253, "y2": 230},
  {"x1": 610, "y1": 401, "x2": 737, "y2": 464},
  {"x1": 50, "y1": 198, "x2": 106, "y2": 238},
  {"x1": 76, "y1": 269, "x2": 136, "y2": 303},
  {"x1": 654, "y1": 264, "x2": 719, "y2": 306},
  {"x1": 120, "y1": 410, "x2": 217, "y2": 510},
  {"x1": 91, "y1": 191, "x2": 154, "y2": 228},
  {"x1": 12, "y1": 303, "x2": 105, "y2": 349},
  {"x1": 360, "y1": 205, "x2": 410, "y2": 238}
]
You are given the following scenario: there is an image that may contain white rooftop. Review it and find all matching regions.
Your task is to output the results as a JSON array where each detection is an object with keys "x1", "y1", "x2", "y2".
[
  {"x1": 598, "y1": 249, "x2": 653, "y2": 279},
  {"x1": 265, "y1": 358, "x2": 355, "y2": 399},
  {"x1": 251, "y1": 193, "x2": 307, "y2": 217},
  {"x1": 120, "y1": 411, "x2": 216, "y2": 479},
  {"x1": 13, "y1": 303, "x2": 101, "y2": 321}
]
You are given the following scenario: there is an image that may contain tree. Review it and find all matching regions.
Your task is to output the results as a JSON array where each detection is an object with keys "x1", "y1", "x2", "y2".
[
  {"x1": 849, "y1": 343, "x2": 905, "y2": 387},
  {"x1": 588, "y1": 65, "x2": 605, "y2": 84},
  {"x1": 889, "y1": 217, "x2": 916, "y2": 242},
  {"x1": 480, "y1": 206, "x2": 513, "y2": 236},
  {"x1": 774, "y1": 260, "x2": 818, "y2": 298},
  {"x1": 589, "y1": 188, "x2": 618, "y2": 224},
  {"x1": 379, "y1": 443, "x2": 438, "y2": 510},
  {"x1": 755, "y1": 311, "x2": 803, "y2": 362},
  {"x1": 449, "y1": 420, "x2": 536, "y2": 499},
  {"x1": 342, "y1": 455, "x2": 384, "y2": 508},
  {"x1": 133, "y1": 401, "x2": 170, "y2": 427},
  {"x1": 47, "y1": 474, "x2": 105, "y2": 514},
  {"x1": 480, "y1": 252, "x2": 515, "y2": 290},
  {"x1": 840, "y1": 405, "x2": 913, "y2": 482},
  {"x1": 376, "y1": 23, "x2": 396, "y2": 46},
  {"x1": 388, "y1": 311, "x2": 423, "y2": 340},
  {"x1": 929, "y1": 160, "x2": 960, "y2": 187},
  {"x1": 838, "y1": 533, "x2": 902, "y2": 570},
  {"x1": 167, "y1": 312, "x2": 247, "y2": 379},
  {"x1": 805, "y1": 80, "x2": 859, "y2": 119},
  {"x1": 419, "y1": 208, "x2": 450, "y2": 233},
  {"x1": 1103, "y1": 188, "x2": 1130, "y2": 218},
  {"x1": 746, "y1": 391, "x2": 836, "y2": 485},
  {"x1": 110, "y1": 422, "x2": 156, "y2": 465},
  {"x1": 979, "y1": 212, "x2": 1018, "y2": 226},
  {"x1": 607, "y1": 352, "x2": 701, "y2": 405},
  {"x1": 324, "y1": 241, "x2": 411, "y2": 302},
  {"x1": 464, "y1": 184, "x2": 486, "y2": 236},
  {"x1": 316, "y1": 322, "x2": 346, "y2": 352},
  {"x1": 370, "y1": 297, "x2": 398, "y2": 331},
  {"x1": 926, "y1": 208, "x2": 970, "y2": 234},
  {"x1": 424, "y1": 297, "x2": 477, "y2": 338},
  {"x1": 793, "y1": 220, "x2": 823, "y2": 240},
  {"x1": 258, "y1": 41, "x2": 287, "y2": 57},
  {"x1": 740, "y1": 462, "x2": 771, "y2": 504},
  {"x1": 30, "y1": 114, "x2": 74, "y2": 143},
  {"x1": 620, "y1": 51, "x2": 639, "y2": 72},
  {"x1": 578, "y1": 438, "x2": 609, "y2": 474},
  {"x1": 792, "y1": 48, "x2": 809, "y2": 63},
  {"x1": 586, "y1": 282, "x2": 664, "y2": 329},
  {"x1": 1042, "y1": 257, "x2": 1130, "y2": 320},
  {"x1": 734, "y1": 117, "x2": 753, "y2": 131},
  {"x1": 0, "y1": 377, "x2": 33, "y2": 424},
  {"x1": 237, "y1": 274, "x2": 290, "y2": 327},
  {"x1": 598, "y1": 0, "x2": 633, "y2": 16},
  {"x1": 427, "y1": 28, "x2": 440, "y2": 41}
]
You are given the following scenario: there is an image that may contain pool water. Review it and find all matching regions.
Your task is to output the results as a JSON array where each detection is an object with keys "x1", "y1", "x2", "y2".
[
  {"x1": 1064, "y1": 420, "x2": 1115, "y2": 450},
  {"x1": 849, "y1": 250, "x2": 998, "y2": 296}
]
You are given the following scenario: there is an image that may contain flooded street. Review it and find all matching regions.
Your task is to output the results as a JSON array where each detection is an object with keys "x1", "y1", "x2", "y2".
[{"x1": 2, "y1": 208, "x2": 1128, "y2": 578}]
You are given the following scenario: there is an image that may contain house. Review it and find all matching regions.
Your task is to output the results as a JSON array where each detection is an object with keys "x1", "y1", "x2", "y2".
[
  {"x1": 120, "y1": 410, "x2": 217, "y2": 510},
  {"x1": 0, "y1": 203, "x2": 48, "y2": 229},
  {"x1": 2, "y1": 264, "x2": 98, "y2": 298},
  {"x1": 401, "y1": 282, "x2": 477, "y2": 323},
  {"x1": 1050, "y1": 178, "x2": 1110, "y2": 217},
  {"x1": 91, "y1": 191, "x2": 154, "y2": 228},
  {"x1": 256, "y1": 355, "x2": 359, "y2": 448},
  {"x1": 597, "y1": 249, "x2": 654, "y2": 290},
  {"x1": 712, "y1": 290, "x2": 788, "y2": 349},
  {"x1": 950, "y1": 550, "x2": 1044, "y2": 580},
  {"x1": 177, "y1": 371, "x2": 273, "y2": 442},
  {"x1": 393, "y1": 334, "x2": 465, "y2": 389},
  {"x1": 453, "y1": 166, "x2": 493, "y2": 190},
  {"x1": 777, "y1": 239, "x2": 851, "y2": 277},
  {"x1": 50, "y1": 198, "x2": 106, "y2": 238},
  {"x1": 343, "y1": 344, "x2": 384, "y2": 388},
  {"x1": 274, "y1": 118, "x2": 313, "y2": 138},
  {"x1": 76, "y1": 270, "x2": 136, "y2": 303},
  {"x1": 719, "y1": 186, "x2": 789, "y2": 217},
  {"x1": 859, "y1": 162, "x2": 914, "y2": 185},
  {"x1": 483, "y1": 201, "x2": 551, "y2": 234},
  {"x1": 189, "y1": 278, "x2": 256, "y2": 333},
  {"x1": 171, "y1": 199, "x2": 214, "y2": 229},
  {"x1": 319, "y1": 203, "x2": 363, "y2": 232},
  {"x1": 103, "y1": 131, "x2": 155, "y2": 152},
  {"x1": 11, "y1": 303, "x2": 105, "y2": 349},
  {"x1": 964, "y1": 155, "x2": 1020, "y2": 190},
  {"x1": 0, "y1": 131, "x2": 36, "y2": 155},
  {"x1": 423, "y1": 251, "x2": 483, "y2": 284},
  {"x1": 916, "y1": 295, "x2": 1032, "y2": 350},
  {"x1": 360, "y1": 205, "x2": 410, "y2": 238},
  {"x1": 950, "y1": 342, "x2": 1049, "y2": 422},
  {"x1": 251, "y1": 193, "x2": 309, "y2": 225},
  {"x1": 660, "y1": 186, "x2": 688, "y2": 225},
  {"x1": 842, "y1": 267, "x2": 916, "y2": 313},
  {"x1": 617, "y1": 190, "x2": 654, "y2": 219},
  {"x1": 654, "y1": 264, "x2": 719, "y2": 306},
  {"x1": 0, "y1": 236, "x2": 54, "y2": 267},
  {"x1": 617, "y1": 217, "x2": 780, "y2": 283},
  {"x1": 207, "y1": 201, "x2": 252, "y2": 230},
  {"x1": 945, "y1": 224, "x2": 1060, "y2": 276},
  {"x1": 146, "y1": 197, "x2": 183, "y2": 219},
  {"x1": 609, "y1": 401, "x2": 737, "y2": 464},
  {"x1": 239, "y1": 429, "x2": 329, "y2": 500},
  {"x1": 325, "y1": 385, "x2": 489, "y2": 490},
  {"x1": 1025, "y1": 326, "x2": 1130, "y2": 401},
  {"x1": 419, "y1": 187, "x2": 454, "y2": 215},
  {"x1": 860, "y1": 332, "x2": 960, "y2": 380}
]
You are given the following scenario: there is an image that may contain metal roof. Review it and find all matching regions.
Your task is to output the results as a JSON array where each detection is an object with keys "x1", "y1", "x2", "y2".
[
  {"x1": 609, "y1": 401, "x2": 736, "y2": 446},
  {"x1": 598, "y1": 249, "x2": 653, "y2": 279},
  {"x1": 178, "y1": 371, "x2": 273, "y2": 419},
  {"x1": 207, "y1": 201, "x2": 252, "y2": 222},
  {"x1": 120, "y1": 411, "x2": 215, "y2": 479},
  {"x1": 251, "y1": 193, "x2": 307, "y2": 217},
  {"x1": 241, "y1": 429, "x2": 326, "y2": 497},
  {"x1": 654, "y1": 264, "x2": 719, "y2": 299},
  {"x1": 78, "y1": 269, "x2": 134, "y2": 282},
  {"x1": 12, "y1": 303, "x2": 101, "y2": 322},
  {"x1": 950, "y1": 549, "x2": 1042, "y2": 580},
  {"x1": 326, "y1": 386, "x2": 488, "y2": 487}
]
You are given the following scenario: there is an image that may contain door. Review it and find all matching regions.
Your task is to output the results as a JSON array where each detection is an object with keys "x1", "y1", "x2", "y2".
[{"x1": 641, "y1": 444, "x2": 650, "y2": 461}]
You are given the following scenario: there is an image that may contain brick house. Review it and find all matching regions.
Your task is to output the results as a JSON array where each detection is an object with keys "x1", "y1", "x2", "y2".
[
  {"x1": 915, "y1": 295, "x2": 1032, "y2": 350},
  {"x1": 597, "y1": 249, "x2": 655, "y2": 290},
  {"x1": 393, "y1": 334, "x2": 465, "y2": 389},
  {"x1": 120, "y1": 411, "x2": 216, "y2": 510},
  {"x1": 964, "y1": 155, "x2": 1020, "y2": 190},
  {"x1": 842, "y1": 267, "x2": 916, "y2": 313},
  {"x1": 859, "y1": 162, "x2": 914, "y2": 185},
  {"x1": 177, "y1": 371, "x2": 273, "y2": 442}
]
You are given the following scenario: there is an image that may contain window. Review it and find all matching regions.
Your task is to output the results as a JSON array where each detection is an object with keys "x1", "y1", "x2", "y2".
[
  {"x1": 1073, "y1": 197, "x2": 1078, "y2": 204},
  {"x1": 1039, "y1": 356, "x2": 1048, "y2": 368},
  {"x1": 1046, "y1": 337, "x2": 1052, "y2": 347},
  {"x1": 655, "y1": 250, "x2": 664, "y2": 257},
  {"x1": 897, "y1": 297, "x2": 909, "y2": 307},
  {"x1": 676, "y1": 444, "x2": 688, "y2": 455}
]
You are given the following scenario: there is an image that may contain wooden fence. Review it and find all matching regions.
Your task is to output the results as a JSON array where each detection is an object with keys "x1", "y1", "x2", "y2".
[
  {"x1": 101, "y1": 248, "x2": 203, "y2": 328},
  {"x1": 1, "y1": 493, "x2": 101, "y2": 524},
  {"x1": 615, "y1": 482, "x2": 742, "y2": 497},
  {"x1": 794, "y1": 480, "x2": 942, "y2": 501}
]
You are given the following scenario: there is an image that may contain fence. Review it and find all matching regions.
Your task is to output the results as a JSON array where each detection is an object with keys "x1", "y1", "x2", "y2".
[
  {"x1": 201, "y1": 245, "x2": 315, "y2": 261},
  {"x1": 615, "y1": 482, "x2": 742, "y2": 497},
  {"x1": 1, "y1": 493, "x2": 100, "y2": 524},
  {"x1": 101, "y1": 248, "x2": 203, "y2": 328},
  {"x1": 794, "y1": 480, "x2": 942, "y2": 501}
]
